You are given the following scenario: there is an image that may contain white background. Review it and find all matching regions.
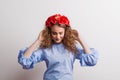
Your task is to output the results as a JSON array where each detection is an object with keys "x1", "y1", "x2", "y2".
[{"x1": 0, "y1": 0, "x2": 120, "y2": 80}]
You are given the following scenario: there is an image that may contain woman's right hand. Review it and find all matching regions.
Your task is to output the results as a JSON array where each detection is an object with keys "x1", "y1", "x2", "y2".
[
  {"x1": 37, "y1": 30, "x2": 45, "y2": 43},
  {"x1": 23, "y1": 30, "x2": 45, "y2": 58}
]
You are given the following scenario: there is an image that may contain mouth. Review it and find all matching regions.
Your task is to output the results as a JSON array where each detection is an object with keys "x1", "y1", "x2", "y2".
[
  {"x1": 54, "y1": 38, "x2": 61, "y2": 42},
  {"x1": 55, "y1": 39, "x2": 60, "y2": 41}
]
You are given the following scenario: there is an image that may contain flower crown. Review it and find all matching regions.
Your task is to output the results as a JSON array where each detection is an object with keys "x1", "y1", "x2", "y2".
[{"x1": 45, "y1": 14, "x2": 70, "y2": 28}]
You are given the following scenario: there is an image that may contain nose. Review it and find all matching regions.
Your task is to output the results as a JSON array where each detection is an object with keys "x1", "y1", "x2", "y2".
[{"x1": 56, "y1": 34, "x2": 60, "y2": 39}]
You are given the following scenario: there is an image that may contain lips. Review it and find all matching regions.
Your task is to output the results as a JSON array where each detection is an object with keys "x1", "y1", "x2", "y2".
[{"x1": 55, "y1": 39, "x2": 60, "y2": 41}]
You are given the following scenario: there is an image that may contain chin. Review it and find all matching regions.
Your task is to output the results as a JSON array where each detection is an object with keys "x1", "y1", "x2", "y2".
[{"x1": 54, "y1": 41, "x2": 62, "y2": 44}]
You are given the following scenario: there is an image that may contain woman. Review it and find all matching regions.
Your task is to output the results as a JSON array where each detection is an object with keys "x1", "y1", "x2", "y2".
[{"x1": 18, "y1": 14, "x2": 98, "y2": 80}]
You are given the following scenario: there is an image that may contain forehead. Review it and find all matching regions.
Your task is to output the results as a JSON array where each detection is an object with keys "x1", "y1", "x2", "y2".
[{"x1": 51, "y1": 25, "x2": 65, "y2": 32}]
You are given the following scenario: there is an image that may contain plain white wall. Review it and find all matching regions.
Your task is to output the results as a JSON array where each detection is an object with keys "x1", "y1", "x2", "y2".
[{"x1": 0, "y1": 0, "x2": 120, "y2": 80}]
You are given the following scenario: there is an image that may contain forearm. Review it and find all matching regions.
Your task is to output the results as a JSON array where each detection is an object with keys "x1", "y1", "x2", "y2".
[
  {"x1": 24, "y1": 39, "x2": 40, "y2": 58},
  {"x1": 78, "y1": 37, "x2": 92, "y2": 54}
]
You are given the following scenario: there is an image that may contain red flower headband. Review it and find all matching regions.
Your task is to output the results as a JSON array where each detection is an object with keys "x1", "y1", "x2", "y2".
[{"x1": 45, "y1": 14, "x2": 70, "y2": 28}]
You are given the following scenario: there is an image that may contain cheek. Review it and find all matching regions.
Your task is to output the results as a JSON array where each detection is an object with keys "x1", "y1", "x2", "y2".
[{"x1": 60, "y1": 34, "x2": 65, "y2": 38}]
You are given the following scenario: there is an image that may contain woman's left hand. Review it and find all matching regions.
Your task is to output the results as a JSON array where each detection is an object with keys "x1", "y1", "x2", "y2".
[{"x1": 71, "y1": 29, "x2": 80, "y2": 41}]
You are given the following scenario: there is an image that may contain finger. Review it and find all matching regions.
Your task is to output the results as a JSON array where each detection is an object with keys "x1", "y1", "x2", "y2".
[{"x1": 72, "y1": 29, "x2": 79, "y2": 37}]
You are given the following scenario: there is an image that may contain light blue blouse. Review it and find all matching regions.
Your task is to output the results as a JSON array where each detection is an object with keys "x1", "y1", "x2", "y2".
[{"x1": 18, "y1": 43, "x2": 98, "y2": 80}]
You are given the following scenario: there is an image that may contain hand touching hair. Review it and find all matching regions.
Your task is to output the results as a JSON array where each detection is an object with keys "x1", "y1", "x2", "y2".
[{"x1": 71, "y1": 29, "x2": 80, "y2": 41}]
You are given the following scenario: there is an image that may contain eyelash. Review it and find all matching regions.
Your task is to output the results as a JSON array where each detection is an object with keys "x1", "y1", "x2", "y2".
[{"x1": 52, "y1": 32, "x2": 62, "y2": 35}]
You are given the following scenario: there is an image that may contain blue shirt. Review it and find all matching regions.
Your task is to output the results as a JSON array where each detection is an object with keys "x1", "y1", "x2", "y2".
[{"x1": 18, "y1": 43, "x2": 98, "y2": 80}]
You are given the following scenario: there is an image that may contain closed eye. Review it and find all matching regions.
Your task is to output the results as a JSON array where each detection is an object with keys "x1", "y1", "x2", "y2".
[
  {"x1": 59, "y1": 32, "x2": 63, "y2": 35},
  {"x1": 51, "y1": 32, "x2": 57, "y2": 35}
]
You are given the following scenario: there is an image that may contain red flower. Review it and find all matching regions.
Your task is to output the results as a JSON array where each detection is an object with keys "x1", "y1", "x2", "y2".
[{"x1": 45, "y1": 14, "x2": 70, "y2": 28}]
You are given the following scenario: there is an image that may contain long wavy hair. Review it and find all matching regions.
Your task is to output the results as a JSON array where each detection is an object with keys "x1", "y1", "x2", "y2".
[{"x1": 39, "y1": 23, "x2": 79, "y2": 54}]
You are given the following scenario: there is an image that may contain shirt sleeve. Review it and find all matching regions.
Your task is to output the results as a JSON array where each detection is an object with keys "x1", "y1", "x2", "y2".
[
  {"x1": 75, "y1": 43, "x2": 98, "y2": 66},
  {"x1": 18, "y1": 47, "x2": 44, "y2": 69}
]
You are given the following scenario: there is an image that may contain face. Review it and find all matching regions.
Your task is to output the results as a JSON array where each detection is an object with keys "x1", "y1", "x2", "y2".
[{"x1": 51, "y1": 25, "x2": 65, "y2": 43}]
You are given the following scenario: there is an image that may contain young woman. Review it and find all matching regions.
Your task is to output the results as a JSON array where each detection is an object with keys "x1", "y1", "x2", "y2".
[{"x1": 18, "y1": 14, "x2": 98, "y2": 80}]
